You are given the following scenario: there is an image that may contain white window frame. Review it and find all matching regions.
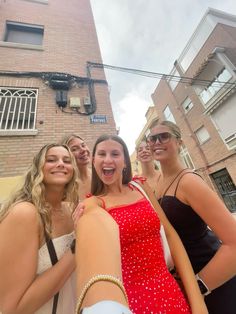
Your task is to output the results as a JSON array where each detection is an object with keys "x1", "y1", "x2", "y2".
[
  {"x1": 163, "y1": 105, "x2": 176, "y2": 123},
  {"x1": 0, "y1": 87, "x2": 38, "y2": 136},
  {"x1": 195, "y1": 126, "x2": 210, "y2": 144},
  {"x1": 210, "y1": 97, "x2": 236, "y2": 151},
  {"x1": 168, "y1": 67, "x2": 180, "y2": 91},
  {"x1": 4, "y1": 21, "x2": 44, "y2": 46},
  {"x1": 180, "y1": 146, "x2": 195, "y2": 169},
  {"x1": 199, "y1": 68, "x2": 232, "y2": 106},
  {"x1": 224, "y1": 133, "x2": 236, "y2": 150},
  {"x1": 182, "y1": 97, "x2": 193, "y2": 113}
]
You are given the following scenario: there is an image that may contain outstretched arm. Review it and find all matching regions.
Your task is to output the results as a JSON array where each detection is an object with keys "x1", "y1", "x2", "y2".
[
  {"x1": 142, "y1": 181, "x2": 208, "y2": 314},
  {"x1": 75, "y1": 197, "x2": 129, "y2": 311}
]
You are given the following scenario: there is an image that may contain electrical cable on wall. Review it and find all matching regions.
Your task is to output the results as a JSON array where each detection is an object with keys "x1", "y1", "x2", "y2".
[
  {"x1": 1, "y1": 61, "x2": 235, "y2": 117},
  {"x1": 0, "y1": 70, "x2": 107, "y2": 115},
  {"x1": 87, "y1": 62, "x2": 236, "y2": 89}
]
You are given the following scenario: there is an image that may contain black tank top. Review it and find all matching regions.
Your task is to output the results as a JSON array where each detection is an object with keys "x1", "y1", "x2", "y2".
[{"x1": 159, "y1": 172, "x2": 221, "y2": 273}]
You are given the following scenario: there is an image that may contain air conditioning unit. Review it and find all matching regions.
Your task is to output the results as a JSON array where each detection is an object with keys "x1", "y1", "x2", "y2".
[{"x1": 69, "y1": 97, "x2": 81, "y2": 108}]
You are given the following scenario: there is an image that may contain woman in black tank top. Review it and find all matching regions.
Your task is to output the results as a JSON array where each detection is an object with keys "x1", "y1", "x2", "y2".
[{"x1": 148, "y1": 120, "x2": 236, "y2": 314}]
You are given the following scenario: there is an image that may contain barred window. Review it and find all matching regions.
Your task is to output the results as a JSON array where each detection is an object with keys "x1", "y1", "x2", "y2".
[{"x1": 0, "y1": 88, "x2": 38, "y2": 131}]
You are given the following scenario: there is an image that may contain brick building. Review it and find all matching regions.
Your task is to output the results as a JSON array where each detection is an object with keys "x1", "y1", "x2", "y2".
[
  {"x1": 0, "y1": 0, "x2": 116, "y2": 202},
  {"x1": 150, "y1": 8, "x2": 236, "y2": 212},
  {"x1": 133, "y1": 8, "x2": 236, "y2": 212}
]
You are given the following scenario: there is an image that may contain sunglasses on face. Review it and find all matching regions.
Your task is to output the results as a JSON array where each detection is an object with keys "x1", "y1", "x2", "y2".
[{"x1": 147, "y1": 132, "x2": 176, "y2": 144}]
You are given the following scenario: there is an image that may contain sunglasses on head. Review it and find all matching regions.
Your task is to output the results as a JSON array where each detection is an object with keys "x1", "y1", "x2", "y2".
[{"x1": 147, "y1": 132, "x2": 176, "y2": 144}]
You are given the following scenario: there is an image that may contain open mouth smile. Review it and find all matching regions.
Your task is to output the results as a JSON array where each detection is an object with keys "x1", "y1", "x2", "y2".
[{"x1": 102, "y1": 167, "x2": 115, "y2": 176}]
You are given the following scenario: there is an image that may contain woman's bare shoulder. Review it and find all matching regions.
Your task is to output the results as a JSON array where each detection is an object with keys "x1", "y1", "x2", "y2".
[
  {"x1": 180, "y1": 171, "x2": 208, "y2": 189},
  {"x1": 6, "y1": 201, "x2": 39, "y2": 224},
  {"x1": 83, "y1": 196, "x2": 102, "y2": 209},
  {"x1": 0, "y1": 202, "x2": 40, "y2": 243}
]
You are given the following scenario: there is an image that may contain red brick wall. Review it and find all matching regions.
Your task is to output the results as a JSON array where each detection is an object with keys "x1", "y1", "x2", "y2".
[
  {"x1": 0, "y1": 0, "x2": 116, "y2": 177},
  {"x1": 0, "y1": 0, "x2": 105, "y2": 76}
]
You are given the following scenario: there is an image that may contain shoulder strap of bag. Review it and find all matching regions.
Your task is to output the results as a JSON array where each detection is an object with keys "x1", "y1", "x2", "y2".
[
  {"x1": 130, "y1": 180, "x2": 174, "y2": 270},
  {"x1": 130, "y1": 179, "x2": 164, "y2": 213},
  {"x1": 46, "y1": 239, "x2": 59, "y2": 314},
  {"x1": 130, "y1": 180, "x2": 151, "y2": 202}
]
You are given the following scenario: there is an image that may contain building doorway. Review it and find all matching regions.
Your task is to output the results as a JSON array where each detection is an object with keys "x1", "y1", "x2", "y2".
[{"x1": 210, "y1": 168, "x2": 236, "y2": 213}]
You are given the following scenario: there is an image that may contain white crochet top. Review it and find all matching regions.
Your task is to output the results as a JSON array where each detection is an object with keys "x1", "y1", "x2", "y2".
[{"x1": 35, "y1": 232, "x2": 76, "y2": 314}]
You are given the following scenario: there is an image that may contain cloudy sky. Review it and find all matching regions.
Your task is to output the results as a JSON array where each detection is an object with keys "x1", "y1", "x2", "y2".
[{"x1": 90, "y1": 0, "x2": 236, "y2": 154}]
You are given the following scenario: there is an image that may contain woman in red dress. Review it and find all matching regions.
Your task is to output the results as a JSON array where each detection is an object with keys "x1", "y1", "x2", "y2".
[{"x1": 78, "y1": 134, "x2": 208, "y2": 314}]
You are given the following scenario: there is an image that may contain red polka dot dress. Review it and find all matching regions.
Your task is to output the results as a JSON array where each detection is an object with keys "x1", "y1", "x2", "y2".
[{"x1": 108, "y1": 198, "x2": 191, "y2": 314}]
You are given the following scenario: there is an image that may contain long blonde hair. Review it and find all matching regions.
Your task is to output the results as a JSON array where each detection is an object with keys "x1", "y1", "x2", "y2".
[
  {"x1": 61, "y1": 133, "x2": 84, "y2": 146},
  {"x1": 0, "y1": 144, "x2": 80, "y2": 237}
]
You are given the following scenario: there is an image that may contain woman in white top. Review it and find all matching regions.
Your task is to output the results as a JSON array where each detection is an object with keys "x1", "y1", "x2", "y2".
[{"x1": 0, "y1": 143, "x2": 79, "y2": 314}]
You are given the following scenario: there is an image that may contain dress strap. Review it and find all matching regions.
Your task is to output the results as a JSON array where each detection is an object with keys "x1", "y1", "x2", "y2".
[
  {"x1": 132, "y1": 175, "x2": 147, "y2": 184},
  {"x1": 95, "y1": 196, "x2": 107, "y2": 210},
  {"x1": 174, "y1": 171, "x2": 201, "y2": 196},
  {"x1": 161, "y1": 168, "x2": 188, "y2": 200},
  {"x1": 86, "y1": 194, "x2": 107, "y2": 210}
]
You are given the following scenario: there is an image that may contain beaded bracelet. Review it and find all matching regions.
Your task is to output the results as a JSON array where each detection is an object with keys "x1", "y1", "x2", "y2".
[{"x1": 75, "y1": 274, "x2": 128, "y2": 313}]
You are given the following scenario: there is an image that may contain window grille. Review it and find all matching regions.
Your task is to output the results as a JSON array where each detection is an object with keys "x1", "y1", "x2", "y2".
[
  {"x1": 0, "y1": 88, "x2": 38, "y2": 131},
  {"x1": 210, "y1": 168, "x2": 236, "y2": 212}
]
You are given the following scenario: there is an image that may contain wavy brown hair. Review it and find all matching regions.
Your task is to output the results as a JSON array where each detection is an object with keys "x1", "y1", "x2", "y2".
[
  {"x1": 0, "y1": 144, "x2": 80, "y2": 238},
  {"x1": 91, "y1": 134, "x2": 132, "y2": 196}
]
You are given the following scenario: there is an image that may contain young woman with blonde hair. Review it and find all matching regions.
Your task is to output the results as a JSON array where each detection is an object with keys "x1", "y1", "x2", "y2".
[
  {"x1": 0, "y1": 143, "x2": 79, "y2": 314},
  {"x1": 148, "y1": 120, "x2": 236, "y2": 314},
  {"x1": 136, "y1": 139, "x2": 160, "y2": 195},
  {"x1": 62, "y1": 134, "x2": 91, "y2": 200}
]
